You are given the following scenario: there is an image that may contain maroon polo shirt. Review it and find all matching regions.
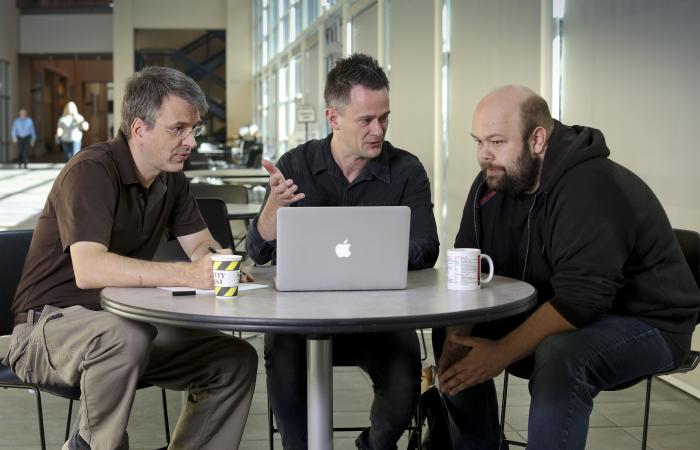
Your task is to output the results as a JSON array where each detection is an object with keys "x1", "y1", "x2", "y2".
[{"x1": 12, "y1": 132, "x2": 206, "y2": 317}]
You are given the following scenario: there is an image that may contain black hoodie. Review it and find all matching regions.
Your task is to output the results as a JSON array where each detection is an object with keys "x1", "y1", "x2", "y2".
[{"x1": 455, "y1": 120, "x2": 700, "y2": 365}]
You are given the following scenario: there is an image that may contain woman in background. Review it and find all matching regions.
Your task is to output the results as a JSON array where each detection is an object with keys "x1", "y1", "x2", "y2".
[{"x1": 56, "y1": 101, "x2": 89, "y2": 161}]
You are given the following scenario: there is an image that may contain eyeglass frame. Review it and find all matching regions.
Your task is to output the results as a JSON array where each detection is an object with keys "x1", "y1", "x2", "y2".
[{"x1": 152, "y1": 120, "x2": 206, "y2": 139}]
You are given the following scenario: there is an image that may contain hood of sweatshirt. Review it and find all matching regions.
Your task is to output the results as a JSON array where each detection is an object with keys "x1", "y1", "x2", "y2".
[{"x1": 537, "y1": 120, "x2": 610, "y2": 194}]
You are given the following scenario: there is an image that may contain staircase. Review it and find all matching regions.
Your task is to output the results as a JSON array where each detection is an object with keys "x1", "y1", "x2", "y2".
[{"x1": 135, "y1": 30, "x2": 227, "y2": 142}]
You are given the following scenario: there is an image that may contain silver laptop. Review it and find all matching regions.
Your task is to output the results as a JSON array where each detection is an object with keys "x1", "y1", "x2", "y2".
[{"x1": 275, "y1": 206, "x2": 410, "y2": 291}]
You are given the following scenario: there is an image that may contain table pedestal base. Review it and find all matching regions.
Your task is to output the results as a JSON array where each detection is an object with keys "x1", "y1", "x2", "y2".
[{"x1": 307, "y1": 337, "x2": 333, "y2": 450}]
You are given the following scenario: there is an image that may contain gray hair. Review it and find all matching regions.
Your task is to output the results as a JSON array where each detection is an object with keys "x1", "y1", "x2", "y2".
[{"x1": 120, "y1": 66, "x2": 208, "y2": 138}]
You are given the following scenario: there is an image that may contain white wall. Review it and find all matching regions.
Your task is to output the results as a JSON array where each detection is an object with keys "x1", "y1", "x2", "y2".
[
  {"x1": 446, "y1": 0, "x2": 542, "y2": 250},
  {"x1": 19, "y1": 14, "x2": 113, "y2": 54},
  {"x1": 132, "y1": 0, "x2": 227, "y2": 29},
  {"x1": 352, "y1": 3, "x2": 378, "y2": 57},
  {"x1": 226, "y1": 0, "x2": 253, "y2": 142},
  {"x1": 561, "y1": 0, "x2": 700, "y2": 398},
  {"x1": 389, "y1": 0, "x2": 436, "y2": 186}
]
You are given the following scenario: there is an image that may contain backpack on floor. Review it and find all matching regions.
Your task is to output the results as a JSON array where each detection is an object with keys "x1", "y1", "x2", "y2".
[{"x1": 407, "y1": 367, "x2": 453, "y2": 450}]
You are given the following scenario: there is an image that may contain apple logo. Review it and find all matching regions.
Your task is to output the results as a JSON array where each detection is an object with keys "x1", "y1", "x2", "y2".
[{"x1": 335, "y1": 239, "x2": 352, "y2": 258}]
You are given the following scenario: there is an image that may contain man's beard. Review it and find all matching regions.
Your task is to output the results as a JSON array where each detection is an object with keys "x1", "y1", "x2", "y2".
[{"x1": 482, "y1": 141, "x2": 541, "y2": 197}]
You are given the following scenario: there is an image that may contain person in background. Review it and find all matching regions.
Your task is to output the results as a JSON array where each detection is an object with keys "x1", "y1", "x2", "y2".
[
  {"x1": 6, "y1": 67, "x2": 257, "y2": 450},
  {"x1": 11, "y1": 108, "x2": 36, "y2": 169},
  {"x1": 248, "y1": 53, "x2": 440, "y2": 450},
  {"x1": 56, "y1": 101, "x2": 89, "y2": 161},
  {"x1": 435, "y1": 85, "x2": 700, "y2": 450}
]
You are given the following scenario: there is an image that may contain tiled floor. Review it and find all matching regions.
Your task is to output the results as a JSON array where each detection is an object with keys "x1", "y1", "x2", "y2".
[{"x1": 1, "y1": 165, "x2": 700, "y2": 449}]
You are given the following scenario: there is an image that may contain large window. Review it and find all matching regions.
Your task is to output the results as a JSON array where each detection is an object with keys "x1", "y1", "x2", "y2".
[{"x1": 254, "y1": 0, "x2": 364, "y2": 159}]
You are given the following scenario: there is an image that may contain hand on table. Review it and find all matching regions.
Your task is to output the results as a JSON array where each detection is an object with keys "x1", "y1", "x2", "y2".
[
  {"x1": 187, "y1": 253, "x2": 215, "y2": 289},
  {"x1": 438, "y1": 334, "x2": 510, "y2": 396},
  {"x1": 240, "y1": 270, "x2": 256, "y2": 283}
]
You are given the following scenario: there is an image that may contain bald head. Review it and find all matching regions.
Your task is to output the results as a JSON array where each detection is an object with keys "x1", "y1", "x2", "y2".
[
  {"x1": 471, "y1": 85, "x2": 552, "y2": 196},
  {"x1": 474, "y1": 85, "x2": 553, "y2": 142}
]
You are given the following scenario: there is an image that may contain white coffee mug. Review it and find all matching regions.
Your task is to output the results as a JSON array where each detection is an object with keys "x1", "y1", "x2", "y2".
[{"x1": 447, "y1": 248, "x2": 494, "y2": 291}]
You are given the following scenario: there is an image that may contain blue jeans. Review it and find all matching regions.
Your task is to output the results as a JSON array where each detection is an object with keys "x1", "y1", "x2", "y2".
[
  {"x1": 61, "y1": 140, "x2": 81, "y2": 161},
  {"x1": 435, "y1": 315, "x2": 674, "y2": 450},
  {"x1": 265, "y1": 331, "x2": 421, "y2": 450}
]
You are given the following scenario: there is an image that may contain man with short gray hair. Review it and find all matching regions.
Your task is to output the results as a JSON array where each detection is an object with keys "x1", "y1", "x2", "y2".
[{"x1": 5, "y1": 66, "x2": 257, "y2": 450}]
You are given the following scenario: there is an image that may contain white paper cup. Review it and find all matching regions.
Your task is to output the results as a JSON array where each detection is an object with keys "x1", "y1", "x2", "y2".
[
  {"x1": 212, "y1": 254, "x2": 242, "y2": 299},
  {"x1": 447, "y1": 248, "x2": 494, "y2": 291}
]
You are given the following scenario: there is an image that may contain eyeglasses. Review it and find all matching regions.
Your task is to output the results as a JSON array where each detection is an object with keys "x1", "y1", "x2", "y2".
[{"x1": 158, "y1": 122, "x2": 205, "y2": 139}]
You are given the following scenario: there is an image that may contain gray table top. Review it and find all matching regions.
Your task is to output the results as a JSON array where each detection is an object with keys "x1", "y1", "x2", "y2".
[
  {"x1": 185, "y1": 168, "x2": 269, "y2": 179},
  {"x1": 100, "y1": 268, "x2": 537, "y2": 334}
]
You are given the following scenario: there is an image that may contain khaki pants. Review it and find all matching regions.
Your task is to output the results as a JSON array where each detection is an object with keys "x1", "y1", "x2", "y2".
[{"x1": 5, "y1": 306, "x2": 257, "y2": 450}]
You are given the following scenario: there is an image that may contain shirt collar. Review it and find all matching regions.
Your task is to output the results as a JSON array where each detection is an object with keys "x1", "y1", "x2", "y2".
[
  {"x1": 111, "y1": 131, "x2": 167, "y2": 193},
  {"x1": 311, "y1": 133, "x2": 391, "y2": 184}
]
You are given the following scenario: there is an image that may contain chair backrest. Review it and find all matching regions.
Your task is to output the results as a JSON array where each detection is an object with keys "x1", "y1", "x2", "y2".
[
  {"x1": 674, "y1": 228, "x2": 700, "y2": 290},
  {"x1": 196, "y1": 197, "x2": 236, "y2": 249},
  {"x1": 189, "y1": 183, "x2": 249, "y2": 204},
  {"x1": 0, "y1": 230, "x2": 33, "y2": 335},
  {"x1": 153, "y1": 197, "x2": 237, "y2": 262}
]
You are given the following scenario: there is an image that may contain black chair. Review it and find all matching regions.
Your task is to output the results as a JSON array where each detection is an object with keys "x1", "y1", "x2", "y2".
[
  {"x1": 154, "y1": 197, "x2": 240, "y2": 262},
  {"x1": 499, "y1": 228, "x2": 700, "y2": 449},
  {"x1": 190, "y1": 184, "x2": 251, "y2": 251},
  {"x1": 0, "y1": 229, "x2": 171, "y2": 449},
  {"x1": 189, "y1": 183, "x2": 249, "y2": 204},
  {"x1": 152, "y1": 197, "x2": 238, "y2": 261},
  {"x1": 266, "y1": 360, "x2": 423, "y2": 450}
]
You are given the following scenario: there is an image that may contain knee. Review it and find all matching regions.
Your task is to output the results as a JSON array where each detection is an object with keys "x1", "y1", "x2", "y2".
[
  {"x1": 531, "y1": 334, "x2": 580, "y2": 383},
  {"x1": 236, "y1": 339, "x2": 259, "y2": 378},
  {"x1": 209, "y1": 336, "x2": 259, "y2": 374}
]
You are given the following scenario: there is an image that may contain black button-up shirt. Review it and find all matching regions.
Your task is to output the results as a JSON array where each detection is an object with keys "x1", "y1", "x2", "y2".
[{"x1": 247, "y1": 134, "x2": 440, "y2": 269}]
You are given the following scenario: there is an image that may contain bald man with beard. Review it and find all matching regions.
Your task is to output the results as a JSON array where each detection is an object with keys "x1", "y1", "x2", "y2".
[{"x1": 433, "y1": 85, "x2": 700, "y2": 450}]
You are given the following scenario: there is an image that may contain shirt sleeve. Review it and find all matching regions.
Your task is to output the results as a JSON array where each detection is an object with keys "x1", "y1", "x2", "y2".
[
  {"x1": 402, "y1": 161, "x2": 440, "y2": 270},
  {"x1": 168, "y1": 176, "x2": 207, "y2": 238},
  {"x1": 247, "y1": 213, "x2": 277, "y2": 265},
  {"x1": 246, "y1": 154, "x2": 298, "y2": 265},
  {"x1": 55, "y1": 160, "x2": 118, "y2": 252},
  {"x1": 11, "y1": 119, "x2": 18, "y2": 140},
  {"x1": 547, "y1": 167, "x2": 630, "y2": 327},
  {"x1": 29, "y1": 119, "x2": 36, "y2": 141}
]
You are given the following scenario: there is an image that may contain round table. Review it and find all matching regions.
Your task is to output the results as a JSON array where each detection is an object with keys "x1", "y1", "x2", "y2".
[{"x1": 101, "y1": 267, "x2": 536, "y2": 450}]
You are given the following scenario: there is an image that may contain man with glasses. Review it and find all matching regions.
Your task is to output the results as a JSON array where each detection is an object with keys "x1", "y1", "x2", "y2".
[{"x1": 5, "y1": 66, "x2": 257, "y2": 450}]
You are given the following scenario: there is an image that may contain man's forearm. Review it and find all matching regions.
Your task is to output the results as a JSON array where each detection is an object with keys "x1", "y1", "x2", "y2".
[
  {"x1": 189, "y1": 239, "x2": 220, "y2": 261},
  {"x1": 498, "y1": 301, "x2": 576, "y2": 364},
  {"x1": 74, "y1": 250, "x2": 194, "y2": 289},
  {"x1": 256, "y1": 204, "x2": 278, "y2": 241}
]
